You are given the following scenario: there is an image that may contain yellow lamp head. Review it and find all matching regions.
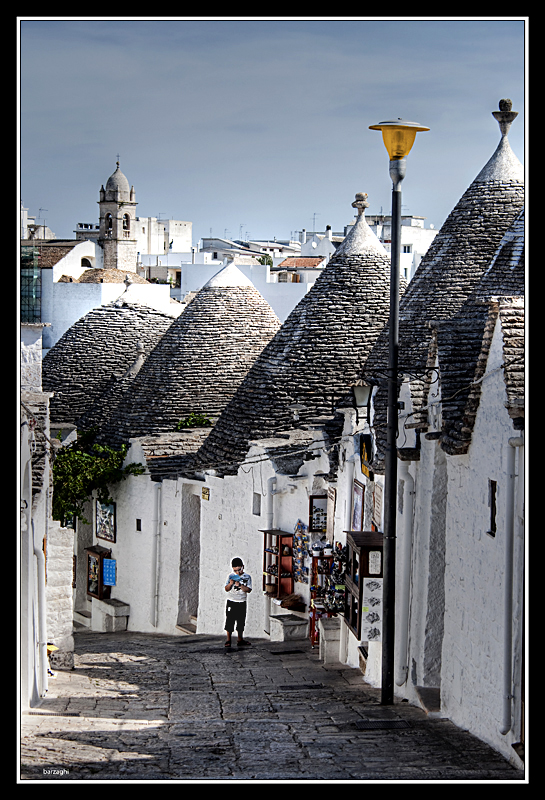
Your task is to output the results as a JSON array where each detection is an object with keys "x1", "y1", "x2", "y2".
[{"x1": 369, "y1": 118, "x2": 430, "y2": 160}]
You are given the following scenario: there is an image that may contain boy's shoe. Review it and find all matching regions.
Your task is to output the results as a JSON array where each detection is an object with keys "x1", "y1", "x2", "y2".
[{"x1": 237, "y1": 639, "x2": 251, "y2": 647}]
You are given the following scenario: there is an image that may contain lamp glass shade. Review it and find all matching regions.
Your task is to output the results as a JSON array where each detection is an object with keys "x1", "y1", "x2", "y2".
[
  {"x1": 352, "y1": 383, "x2": 371, "y2": 409},
  {"x1": 369, "y1": 119, "x2": 430, "y2": 161}
]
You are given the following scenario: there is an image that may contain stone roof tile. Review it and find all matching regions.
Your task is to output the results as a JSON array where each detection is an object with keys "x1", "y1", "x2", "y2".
[
  {"x1": 93, "y1": 263, "x2": 281, "y2": 448},
  {"x1": 42, "y1": 300, "x2": 177, "y2": 425}
]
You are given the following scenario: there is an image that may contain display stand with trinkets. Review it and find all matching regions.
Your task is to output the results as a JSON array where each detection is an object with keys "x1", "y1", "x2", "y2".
[
  {"x1": 309, "y1": 542, "x2": 346, "y2": 647},
  {"x1": 292, "y1": 519, "x2": 310, "y2": 584},
  {"x1": 343, "y1": 531, "x2": 383, "y2": 639},
  {"x1": 260, "y1": 528, "x2": 294, "y2": 600}
]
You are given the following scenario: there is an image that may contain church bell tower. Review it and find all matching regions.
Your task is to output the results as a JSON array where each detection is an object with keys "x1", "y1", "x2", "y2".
[{"x1": 98, "y1": 161, "x2": 138, "y2": 272}]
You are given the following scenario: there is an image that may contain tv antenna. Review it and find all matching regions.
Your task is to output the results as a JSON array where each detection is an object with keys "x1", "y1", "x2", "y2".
[{"x1": 38, "y1": 208, "x2": 48, "y2": 238}]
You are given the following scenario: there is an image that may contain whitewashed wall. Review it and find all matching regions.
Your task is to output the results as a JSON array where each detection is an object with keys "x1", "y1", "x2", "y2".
[
  {"x1": 390, "y1": 314, "x2": 524, "y2": 768},
  {"x1": 439, "y1": 317, "x2": 524, "y2": 765},
  {"x1": 105, "y1": 465, "x2": 186, "y2": 635},
  {"x1": 45, "y1": 523, "x2": 75, "y2": 668}
]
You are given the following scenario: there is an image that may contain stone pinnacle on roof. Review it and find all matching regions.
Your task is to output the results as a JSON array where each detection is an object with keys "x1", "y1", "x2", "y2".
[
  {"x1": 335, "y1": 193, "x2": 388, "y2": 258},
  {"x1": 475, "y1": 99, "x2": 523, "y2": 184}
]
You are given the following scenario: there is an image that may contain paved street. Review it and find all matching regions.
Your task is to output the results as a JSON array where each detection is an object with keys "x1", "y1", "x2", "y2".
[{"x1": 20, "y1": 630, "x2": 525, "y2": 782}]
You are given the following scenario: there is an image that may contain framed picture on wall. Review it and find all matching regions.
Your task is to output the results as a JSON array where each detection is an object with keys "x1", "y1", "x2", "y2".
[
  {"x1": 351, "y1": 480, "x2": 364, "y2": 531},
  {"x1": 96, "y1": 500, "x2": 116, "y2": 543}
]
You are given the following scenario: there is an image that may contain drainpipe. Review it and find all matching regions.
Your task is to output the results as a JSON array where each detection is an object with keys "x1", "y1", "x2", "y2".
[
  {"x1": 151, "y1": 483, "x2": 162, "y2": 628},
  {"x1": 396, "y1": 460, "x2": 414, "y2": 687},
  {"x1": 500, "y1": 435, "x2": 524, "y2": 735},
  {"x1": 32, "y1": 520, "x2": 48, "y2": 698}
]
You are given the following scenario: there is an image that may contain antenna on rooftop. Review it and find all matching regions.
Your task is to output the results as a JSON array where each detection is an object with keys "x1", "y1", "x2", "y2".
[{"x1": 38, "y1": 208, "x2": 48, "y2": 239}]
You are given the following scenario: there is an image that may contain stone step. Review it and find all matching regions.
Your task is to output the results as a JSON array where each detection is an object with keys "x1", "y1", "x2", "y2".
[
  {"x1": 176, "y1": 616, "x2": 198, "y2": 635},
  {"x1": 416, "y1": 685, "x2": 443, "y2": 717},
  {"x1": 73, "y1": 609, "x2": 91, "y2": 628}
]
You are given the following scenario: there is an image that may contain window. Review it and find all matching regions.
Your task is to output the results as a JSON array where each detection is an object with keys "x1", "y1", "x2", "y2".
[
  {"x1": 488, "y1": 480, "x2": 497, "y2": 537},
  {"x1": 123, "y1": 214, "x2": 130, "y2": 231},
  {"x1": 136, "y1": 518, "x2": 142, "y2": 531},
  {"x1": 252, "y1": 493, "x2": 261, "y2": 516}
]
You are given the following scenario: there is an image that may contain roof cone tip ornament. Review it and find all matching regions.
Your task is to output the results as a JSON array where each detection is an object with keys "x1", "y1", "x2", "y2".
[
  {"x1": 352, "y1": 192, "x2": 370, "y2": 216},
  {"x1": 492, "y1": 98, "x2": 518, "y2": 137}
]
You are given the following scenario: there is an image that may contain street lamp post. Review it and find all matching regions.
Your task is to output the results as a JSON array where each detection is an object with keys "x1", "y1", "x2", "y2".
[{"x1": 369, "y1": 118, "x2": 429, "y2": 705}]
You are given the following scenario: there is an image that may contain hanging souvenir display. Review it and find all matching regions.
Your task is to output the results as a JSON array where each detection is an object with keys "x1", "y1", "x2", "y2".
[{"x1": 292, "y1": 519, "x2": 310, "y2": 584}]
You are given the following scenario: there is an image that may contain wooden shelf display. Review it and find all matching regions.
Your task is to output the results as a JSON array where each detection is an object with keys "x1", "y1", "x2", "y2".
[
  {"x1": 260, "y1": 529, "x2": 294, "y2": 600},
  {"x1": 343, "y1": 531, "x2": 383, "y2": 640}
]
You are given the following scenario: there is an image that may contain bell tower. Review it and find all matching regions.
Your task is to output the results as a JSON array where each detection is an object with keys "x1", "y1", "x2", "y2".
[{"x1": 98, "y1": 161, "x2": 138, "y2": 272}]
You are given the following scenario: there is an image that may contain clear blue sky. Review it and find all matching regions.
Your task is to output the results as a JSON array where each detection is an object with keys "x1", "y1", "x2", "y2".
[{"x1": 19, "y1": 17, "x2": 526, "y2": 246}]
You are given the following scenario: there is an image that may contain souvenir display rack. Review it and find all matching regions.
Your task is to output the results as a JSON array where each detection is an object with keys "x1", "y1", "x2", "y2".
[
  {"x1": 309, "y1": 543, "x2": 346, "y2": 646},
  {"x1": 85, "y1": 544, "x2": 112, "y2": 600},
  {"x1": 343, "y1": 531, "x2": 383, "y2": 638},
  {"x1": 260, "y1": 529, "x2": 294, "y2": 599},
  {"x1": 309, "y1": 554, "x2": 335, "y2": 646}
]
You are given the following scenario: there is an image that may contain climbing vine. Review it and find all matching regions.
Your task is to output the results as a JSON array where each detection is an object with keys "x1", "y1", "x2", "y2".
[{"x1": 52, "y1": 428, "x2": 145, "y2": 525}]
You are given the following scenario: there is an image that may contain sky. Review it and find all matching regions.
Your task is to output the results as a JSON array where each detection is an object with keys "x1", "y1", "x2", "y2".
[{"x1": 18, "y1": 17, "x2": 527, "y2": 246}]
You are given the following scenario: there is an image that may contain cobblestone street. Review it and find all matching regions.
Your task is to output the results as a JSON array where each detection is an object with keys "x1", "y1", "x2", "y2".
[{"x1": 20, "y1": 630, "x2": 525, "y2": 782}]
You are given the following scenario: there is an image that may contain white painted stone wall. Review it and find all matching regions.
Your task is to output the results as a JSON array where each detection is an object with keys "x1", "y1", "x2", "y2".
[
  {"x1": 388, "y1": 313, "x2": 524, "y2": 768},
  {"x1": 45, "y1": 523, "x2": 75, "y2": 668},
  {"x1": 50, "y1": 241, "x2": 102, "y2": 281},
  {"x1": 104, "y1": 464, "x2": 187, "y2": 635},
  {"x1": 21, "y1": 323, "x2": 50, "y2": 391},
  {"x1": 135, "y1": 217, "x2": 192, "y2": 255},
  {"x1": 439, "y1": 317, "x2": 524, "y2": 766}
]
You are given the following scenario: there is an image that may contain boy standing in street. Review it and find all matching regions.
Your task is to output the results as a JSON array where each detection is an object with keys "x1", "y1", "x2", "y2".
[{"x1": 224, "y1": 558, "x2": 252, "y2": 647}]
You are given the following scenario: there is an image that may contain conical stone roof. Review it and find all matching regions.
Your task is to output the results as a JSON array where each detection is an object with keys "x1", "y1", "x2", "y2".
[
  {"x1": 93, "y1": 262, "x2": 282, "y2": 448},
  {"x1": 364, "y1": 100, "x2": 524, "y2": 470},
  {"x1": 428, "y1": 208, "x2": 525, "y2": 456},
  {"x1": 195, "y1": 193, "x2": 399, "y2": 477},
  {"x1": 42, "y1": 300, "x2": 178, "y2": 426}
]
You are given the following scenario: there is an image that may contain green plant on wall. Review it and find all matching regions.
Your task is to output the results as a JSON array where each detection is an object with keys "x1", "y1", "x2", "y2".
[
  {"x1": 176, "y1": 412, "x2": 213, "y2": 430},
  {"x1": 52, "y1": 428, "x2": 145, "y2": 525}
]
